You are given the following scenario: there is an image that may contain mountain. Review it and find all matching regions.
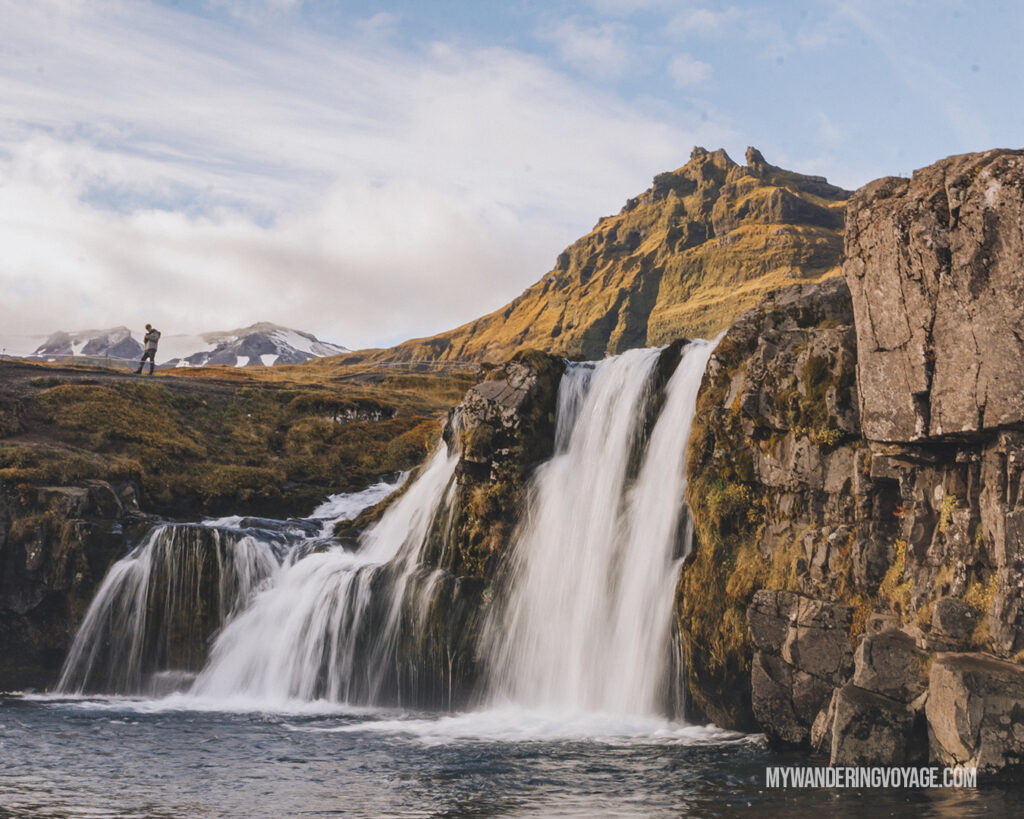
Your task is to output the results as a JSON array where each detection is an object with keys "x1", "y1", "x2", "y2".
[
  {"x1": 31, "y1": 326, "x2": 142, "y2": 364},
  {"x1": 359, "y1": 147, "x2": 849, "y2": 364},
  {"x1": 23, "y1": 323, "x2": 348, "y2": 368},
  {"x1": 164, "y1": 322, "x2": 349, "y2": 368}
]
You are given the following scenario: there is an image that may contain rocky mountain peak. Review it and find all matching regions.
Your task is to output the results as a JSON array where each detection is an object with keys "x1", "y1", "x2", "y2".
[{"x1": 368, "y1": 148, "x2": 851, "y2": 364}]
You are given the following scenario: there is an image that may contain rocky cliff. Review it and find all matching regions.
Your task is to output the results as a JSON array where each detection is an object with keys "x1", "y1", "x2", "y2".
[
  {"x1": 680, "y1": 149, "x2": 1024, "y2": 774},
  {"x1": 360, "y1": 147, "x2": 847, "y2": 364},
  {"x1": 0, "y1": 480, "x2": 151, "y2": 689}
]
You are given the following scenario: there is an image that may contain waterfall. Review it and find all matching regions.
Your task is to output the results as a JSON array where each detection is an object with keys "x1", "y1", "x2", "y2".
[
  {"x1": 482, "y1": 341, "x2": 714, "y2": 715},
  {"x1": 56, "y1": 477, "x2": 404, "y2": 697},
  {"x1": 57, "y1": 341, "x2": 714, "y2": 717},
  {"x1": 190, "y1": 444, "x2": 460, "y2": 705},
  {"x1": 57, "y1": 526, "x2": 282, "y2": 695}
]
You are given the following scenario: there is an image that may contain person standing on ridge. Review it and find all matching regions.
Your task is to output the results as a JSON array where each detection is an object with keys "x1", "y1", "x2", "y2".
[{"x1": 135, "y1": 324, "x2": 161, "y2": 375}]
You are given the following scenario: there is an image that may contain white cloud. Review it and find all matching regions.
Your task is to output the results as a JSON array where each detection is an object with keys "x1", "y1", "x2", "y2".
[
  {"x1": 542, "y1": 20, "x2": 632, "y2": 78},
  {"x1": 0, "y1": 2, "x2": 735, "y2": 348},
  {"x1": 668, "y1": 53, "x2": 712, "y2": 87},
  {"x1": 816, "y1": 112, "x2": 845, "y2": 145},
  {"x1": 207, "y1": 0, "x2": 303, "y2": 22},
  {"x1": 669, "y1": 7, "x2": 741, "y2": 34}
]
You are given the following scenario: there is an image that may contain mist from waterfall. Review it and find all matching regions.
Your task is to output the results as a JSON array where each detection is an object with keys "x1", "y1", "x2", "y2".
[{"x1": 482, "y1": 341, "x2": 714, "y2": 715}]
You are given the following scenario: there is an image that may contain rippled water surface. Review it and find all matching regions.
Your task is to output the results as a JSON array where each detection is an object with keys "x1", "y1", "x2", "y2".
[{"x1": 2, "y1": 696, "x2": 1020, "y2": 818}]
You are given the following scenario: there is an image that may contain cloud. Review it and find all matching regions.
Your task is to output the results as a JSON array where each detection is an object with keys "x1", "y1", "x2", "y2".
[
  {"x1": 667, "y1": 53, "x2": 712, "y2": 87},
  {"x1": 541, "y1": 20, "x2": 632, "y2": 78},
  {"x1": 669, "y1": 7, "x2": 741, "y2": 34},
  {"x1": 816, "y1": 112, "x2": 845, "y2": 145},
  {"x1": 207, "y1": 0, "x2": 303, "y2": 22},
  {"x1": 0, "y1": 2, "x2": 734, "y2": 348}
]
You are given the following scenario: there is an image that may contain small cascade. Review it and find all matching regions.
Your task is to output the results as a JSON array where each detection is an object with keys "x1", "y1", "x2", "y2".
[
  {"x1": 57, "y1": 476, "x2": 404, "y2": 696},
  {"x1": 190, "y1": 444, "x2": 461, "y2": 705},
  {"x1": 483, "y1": 341, "x2": 714, "y2": 715},
  {"x1": 58, "y1": 525, "x2": 281, "y2": 695}
]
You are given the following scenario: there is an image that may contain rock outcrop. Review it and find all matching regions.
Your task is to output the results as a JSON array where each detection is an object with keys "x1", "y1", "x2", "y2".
[
  {"x1": 678, "y1": 275, "x2": 861, "y2": 729},
  {"x1": 927, "y1": 653, "x2": 1024, "y2": 771},
  {"x1": 0, "y1": 480, "x2": 149, "y2": 689},
  {"x1": 845, "y1": 149, "x2": 1024, "y2": 442},
  {"x1": 435, "y1": 349, "x2": 566, "y2": 579},
  {"x1": 681, "y1": 148, "x2": 1024, "y2": 775}
]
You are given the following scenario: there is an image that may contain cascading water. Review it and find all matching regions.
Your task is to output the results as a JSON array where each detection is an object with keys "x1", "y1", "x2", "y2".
[
  {"x1": 56, "y1": 477, "x2": 404, "y2": 697},
  {"x1": 58, "y1": 525, "x2": 282, "y2": 695},
  {"x1": 482, "y1": 341, "x2": 714, "y2": 716},
  {"x1": 190, "y1": 444, "x2": 461, "y2": 705}
]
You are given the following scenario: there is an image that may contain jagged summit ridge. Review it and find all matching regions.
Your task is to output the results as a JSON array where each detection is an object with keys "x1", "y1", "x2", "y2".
[{"x1": 361, "y1": 146, "x2": 850, "y2": 364}]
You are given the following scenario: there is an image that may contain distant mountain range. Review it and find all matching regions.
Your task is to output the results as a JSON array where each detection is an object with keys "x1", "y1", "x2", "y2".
[{"x1": 10, "y1": 323, "x2": 348, "y2": 368}]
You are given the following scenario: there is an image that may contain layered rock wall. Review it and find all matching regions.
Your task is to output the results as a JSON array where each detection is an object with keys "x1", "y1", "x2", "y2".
[{"x1": 682, "y1": 149, "x2": 1024, "y2": 774}]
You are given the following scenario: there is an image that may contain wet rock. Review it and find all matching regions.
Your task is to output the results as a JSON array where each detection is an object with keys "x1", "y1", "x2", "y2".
[
  {"x1": 926, "y1": 653, "x2": 1024, "y2": 774},
  {"x1": 0, "y1": 480, "x2": 137, "y2": 690},
  {"x1": 751, "y1": 652, "x2": 804, "y2": 744},
  {"x1": 810, "y1": 689, "x2": 837, "y2": 754},
  {"x1": 747, "y1": 590, "x2": 854, "y2": 746}
]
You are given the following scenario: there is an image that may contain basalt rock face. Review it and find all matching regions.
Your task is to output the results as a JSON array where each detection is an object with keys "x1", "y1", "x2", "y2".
[
  {"x1": 679, "y1": 276, "x2": 862, "y2": 730},
  {"x1": 845, "y1": 149, "x2": 1024, "y2": 442},
  {"x1": 367, "y1": 147, "x2": 848, "y2": 364},
  {"x1": 681, "y1": 149, "x2": 1024, "y2": 775},
  {"x1": 385, "y1": 349, "x2": 567, "y2": 706},
  {"x1": 0, "y1": 480, "x2": 148, "y2": 690},
  {"x1": 433, "y1": 350, "x2": 566, "y2": 580}
]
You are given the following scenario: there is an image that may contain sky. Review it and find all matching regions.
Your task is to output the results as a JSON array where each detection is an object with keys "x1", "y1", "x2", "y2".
[{"x1": 1, "y1": 0, "x2": 1022, "y2": 351}]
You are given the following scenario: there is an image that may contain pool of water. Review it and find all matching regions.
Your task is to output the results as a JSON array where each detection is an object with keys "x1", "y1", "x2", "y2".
[{"x1": 1, "y1": 695, "x2": 1016, "y2": 818}]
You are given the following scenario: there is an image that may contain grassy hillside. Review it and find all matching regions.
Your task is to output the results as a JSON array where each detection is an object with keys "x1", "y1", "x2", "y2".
[
  {"x1": 0, "y1": 360, "x2": 476, "y2": 517},
  {"x1": 353, "y1": 146, "x2": 848, "y2": 364}
]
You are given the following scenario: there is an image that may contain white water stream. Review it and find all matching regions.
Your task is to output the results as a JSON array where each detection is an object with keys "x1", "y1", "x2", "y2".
[{"x1": 484, "y1": 341, "x2": 714, "y2": 715}]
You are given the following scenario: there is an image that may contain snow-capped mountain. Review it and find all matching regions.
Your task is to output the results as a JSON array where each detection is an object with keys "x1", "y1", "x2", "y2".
[
  {"x1": 14, "y1": 323, "x2": 348, "y2": 368},
  {"x1": 31, "y1": 327, "x2": 143, "y2": 363},
  {"x1": 164, "y1": 323, "x2": 349, "y2": 368}
]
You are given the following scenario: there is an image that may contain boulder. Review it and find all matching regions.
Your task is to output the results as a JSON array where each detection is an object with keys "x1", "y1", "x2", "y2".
[
  {"x1": 747, "y1": 590, "x2": 855, "y2": 746},
  {"x1": 830, "y1": 682, "x2": 926, "y2": 766},
  {"x1": 926, "y1": 653, "x2": 1024, "y2": 773},
  {"x1": 852, "y1": 630, "x2": 930, "y2": 703}
]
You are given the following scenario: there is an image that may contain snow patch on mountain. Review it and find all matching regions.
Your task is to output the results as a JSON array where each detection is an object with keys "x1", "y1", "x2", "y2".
[
  {"x1": 166, "y1": 323, "x2": 348, "y2": 368},
  {"x1": 29, "y1": 327, "x2": 143, "y2": 363},
  {"x1": 3, "y1": 323, "x2": 347, "y2": 369}
]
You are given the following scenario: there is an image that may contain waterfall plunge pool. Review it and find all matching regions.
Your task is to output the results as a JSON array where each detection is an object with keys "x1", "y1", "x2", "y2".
[{"x1": 6, "y1": 695, "x2": 1015, "y2": 818}]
